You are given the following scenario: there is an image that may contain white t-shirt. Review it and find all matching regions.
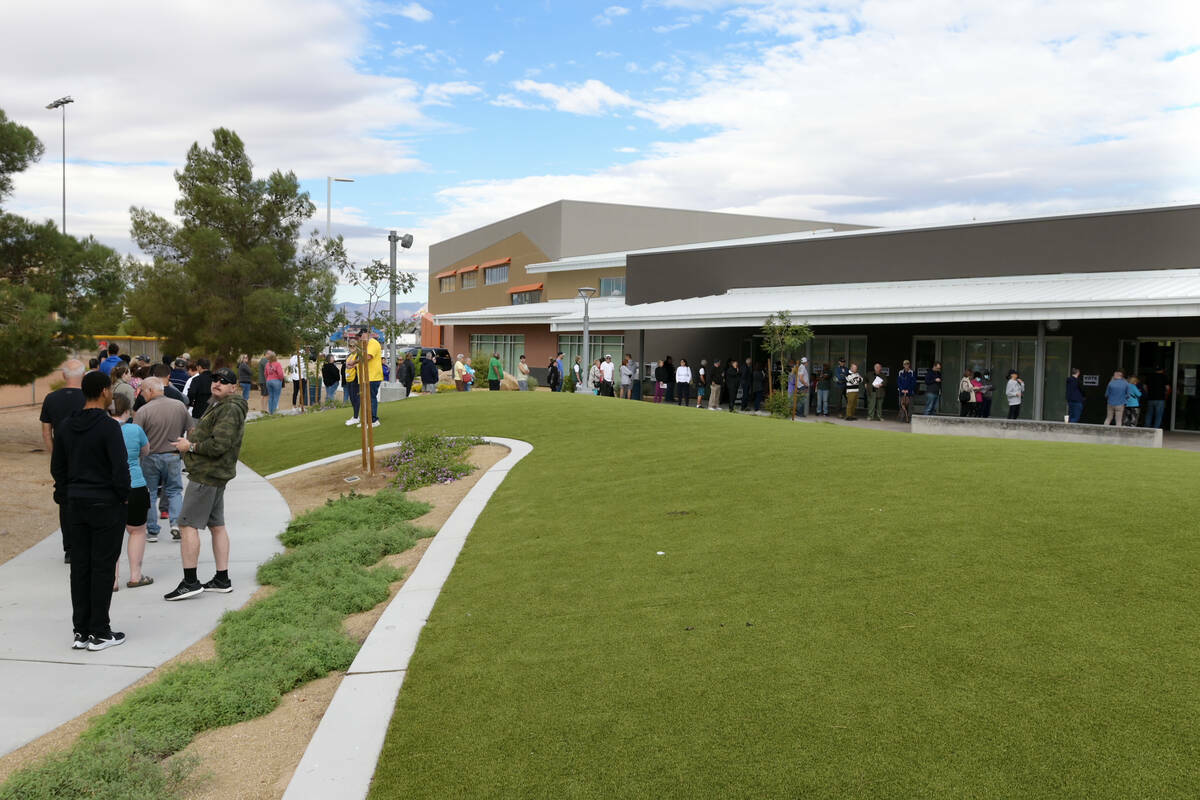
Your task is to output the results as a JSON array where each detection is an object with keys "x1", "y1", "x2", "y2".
[
  {"x1": 601, "y1": 360, "x2": 614, "y2": 381},
  {"x1": 676, "y1": 366, "x2": 692, "y2": 384}
]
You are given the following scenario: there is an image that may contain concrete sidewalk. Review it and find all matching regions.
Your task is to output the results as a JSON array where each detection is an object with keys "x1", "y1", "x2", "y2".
[{"x1": 0, "y1": 462, "x2": 289, "y2": 757}]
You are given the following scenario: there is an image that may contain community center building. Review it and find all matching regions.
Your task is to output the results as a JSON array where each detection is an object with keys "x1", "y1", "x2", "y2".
[{"x1": 428, "y1": 200, "x2": 1200, "y2": 429}]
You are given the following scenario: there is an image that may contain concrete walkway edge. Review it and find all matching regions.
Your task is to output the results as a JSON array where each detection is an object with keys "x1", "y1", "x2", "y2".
[{"x1": 281, "y1": 436, "x2": 534, "y2": 800}]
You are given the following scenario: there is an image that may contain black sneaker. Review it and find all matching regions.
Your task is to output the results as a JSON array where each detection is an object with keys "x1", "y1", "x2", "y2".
[
  {"x1": 170, "y1": 528, "x2": 181, "y2": 541},
  {"x1": 71, "y1": 632, "x2": 89, "y2": 650},
  {"x1": 202, "y1": 576, "x2": 233, "y2": 593},
  {"x1": 87, "y1": 631, "x2": 126, "y2": 651},
  {"x1": 163, "y1": 580, "x2": 204, "y2": 601}
]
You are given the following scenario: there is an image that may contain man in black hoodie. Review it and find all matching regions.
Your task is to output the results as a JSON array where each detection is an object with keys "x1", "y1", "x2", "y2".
[{"x1": 50, "y1": 370, "x2": 131, "y2": 652}]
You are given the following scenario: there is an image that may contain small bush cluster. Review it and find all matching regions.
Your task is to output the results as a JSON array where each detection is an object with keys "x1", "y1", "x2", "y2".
[
  {"x1": 380, "y1": 434, "x2": 485, "y2": 491},
  {"x1": 764, "y1": 389, "x2": 793, "y2": 418},
  {"x1": 0, "y1": 490, "x2": 428, "y2": 800}
]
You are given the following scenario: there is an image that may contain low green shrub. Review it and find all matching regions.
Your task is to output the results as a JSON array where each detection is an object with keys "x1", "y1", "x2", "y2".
[
  {"x1": 764, "y1": 389, "x2": 792, "y2": 418},
  {"x1": 380, "y1": 434, "x2": 485, "y2": 491}
]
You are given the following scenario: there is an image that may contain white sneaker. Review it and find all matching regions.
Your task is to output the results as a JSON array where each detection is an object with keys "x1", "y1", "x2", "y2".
[{"x1": 345, "y1": 417, "x2": 359, "y2": 427}]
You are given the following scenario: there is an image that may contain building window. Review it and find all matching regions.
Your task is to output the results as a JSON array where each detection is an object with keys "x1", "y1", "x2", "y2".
[
  {"x1": 460, "y1": 271, "x2": 478, "y2": 289},
  {"x1": 600, "y1": 277, "x2": 625, "y2": 296},
  {"x1": 558, "y1": 334, "x2": 624, "y2": 374},
  {"x1": 484, "y1": 265, "x2": 509, "y2": 285},
  {"x1": 470, "y1": 334, "x2": 525, "y2": 374},
  {"x1": 439, "y1": 276, "x2": 455, "y2": 293},
  {"x1": 510, "y1": 290, "x2": 541, "y2": 305}
]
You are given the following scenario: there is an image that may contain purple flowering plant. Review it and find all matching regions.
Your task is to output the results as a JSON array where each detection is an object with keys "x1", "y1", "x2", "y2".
[{"x1": 381, "y1": 434, "x2": 485, "y2": 491}]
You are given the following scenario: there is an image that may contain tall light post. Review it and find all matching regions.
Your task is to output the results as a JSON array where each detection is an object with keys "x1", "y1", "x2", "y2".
[
  {"x1": 326, "y1": 176, "x2": 354, "y2": 238},
  {"x1": 387, "y1": 230, "x2": 414, "y2": 382},
  {"x1": 576, "y1": 286, "x2": 597, "y2": 393},
  {"x1": 45, "y1": 96, "x2": 74, "y2": 234}
]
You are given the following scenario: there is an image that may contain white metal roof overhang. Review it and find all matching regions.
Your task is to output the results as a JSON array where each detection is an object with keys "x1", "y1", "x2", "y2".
[
  {"x1": 434, "y1": 297, "x2": 624, "y2": 327},
  {"x1": 547, "y1": 269, "x2": 1200, "y2": 331}
]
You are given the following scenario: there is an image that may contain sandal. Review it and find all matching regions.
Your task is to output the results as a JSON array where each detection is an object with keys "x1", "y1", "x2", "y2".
[{"x1": 126, "y1": 576, "x2": 154, "y2": 588}]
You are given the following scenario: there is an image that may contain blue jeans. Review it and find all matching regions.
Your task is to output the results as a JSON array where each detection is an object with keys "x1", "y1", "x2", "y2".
[
  {"x1": 1144, "y1": 399, "x2": 1165, "y2": 428},
  {"x1": 347, "y1": 381, "x2": 360, "y2": 418},
  {"x1": 141, "y1": 452, "x2": 183, "y2": 535},
  {"x1": 1067, "y1": 400, "x2": 1084, "y2": 423},
  {"x1": 266, "y1": 379, "x2": 283, "y2": 414},
  {"x1": 796, "y1": 391, "x2": 808, "y2": 416},
  {"x1": 240, "y1": 382, "x2": 251, "y2": 401},
  {"x1": 369, "y1": 380, "x2": 381, "y2": 422},
  {"x1": 924, "y1": 392, "x2": 940, "y2": 415},
  {"x1": 817, "y1": 388, "x2": 829, "y2": 414}
]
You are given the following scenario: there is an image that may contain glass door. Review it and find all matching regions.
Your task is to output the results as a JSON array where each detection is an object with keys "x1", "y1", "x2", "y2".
[
  {"x1": 989, "y1": 340, "x2": 1014, "y2": 418},
  {"x1": 940, "y1": 338, "x2": 964, "y2": 415},
  {"x1": 1175, "y1": 341, "x2": 1200, "y2": 431}
]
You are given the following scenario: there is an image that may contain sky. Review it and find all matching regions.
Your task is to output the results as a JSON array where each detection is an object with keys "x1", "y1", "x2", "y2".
[{"x1": 2, "y1": 1, "x2": 1198, "y2": 305}]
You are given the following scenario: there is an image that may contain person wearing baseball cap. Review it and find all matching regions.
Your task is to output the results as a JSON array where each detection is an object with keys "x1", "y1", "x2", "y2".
[{"x1": 164, "y1": 365, "x2": 248, "y2": 601}]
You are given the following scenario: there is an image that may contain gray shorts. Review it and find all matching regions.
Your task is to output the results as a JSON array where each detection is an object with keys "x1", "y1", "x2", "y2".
[{"x1": 178, "y1": 481, "x2": 226, "y2": 530}]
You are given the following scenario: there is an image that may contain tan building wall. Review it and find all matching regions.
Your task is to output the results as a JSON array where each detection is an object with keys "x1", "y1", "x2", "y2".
[{"x1": 429, "y1": 232, "x2": 550, "y2": 315}]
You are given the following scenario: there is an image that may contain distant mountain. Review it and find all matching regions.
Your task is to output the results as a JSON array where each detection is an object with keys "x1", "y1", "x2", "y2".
[{"x1": 335, "y1": 301, "x2": 424, "y2": 322}]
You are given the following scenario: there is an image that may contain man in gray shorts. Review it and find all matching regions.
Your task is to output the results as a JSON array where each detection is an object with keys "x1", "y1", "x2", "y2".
[{"x1": 163, "y1": 367, "x2": 248, "y2": 601}]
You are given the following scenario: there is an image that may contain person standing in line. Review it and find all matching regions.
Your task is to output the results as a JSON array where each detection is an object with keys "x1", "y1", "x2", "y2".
[
  {"x1": 98, "y1": 343, "x2": 123, "y2": 375},
  {"x1": 1124, "y1": 375, "x2": 1142, "y2": 427},
  {"x1": 572, "y1": 355, "x2": 583, "y2": 391},
  {"x1": 844, "y1": 363, "x2": 863, "y2": 420},
  {"x1": 619, "y1": 355, "x2": 634, "y2": 399},
  {"x1": 163, "y1": 367, "x2": 248, "y2": 601},
  {"x1": 547, "y1": 356, "x2": 562, "y2": 393},
  {"x1": 322, "y1": 354, "x2": 341, "y2": 403},
  {"x1": 832, "y1": 357, "x2": 848, "y2": 413},
  {"x1": 1143, "y1": 364, "x2": 1170, "y2": 429},
  {"x1": 343, "y1": 349, "x2": 361, "y2": 424},
  {"x1": 1006, "y1": 370, "x2": 1026, "y2": 419},
  {"x1": 287, "y1": 353, "x2": 307, "y2": 409},
  {"x1": 453, "y1": 354, "x2": 467, "y2": 391},
  {"x1": 738, "y1": 358, "x2": 753, "y2": 411},
  {"x1": 866, "y1": 363, "x2": 887, "y2": 421},
  {"x1": 358, "y1": 329, "x2": 385, "y2": 424},
  {"x1": 263, "y1": 352, "x2": 285, "y2": 415},
  {"x1": 188, "y1": 358, "x2": 213, "y2": 419},
  {"x1": 626, "y1": 354, "x2": 642, "y2": 400},
  {"x1": 724, "y1": 359, "x2": 740, "y2": 412},
  {"x1": 707, "y1": 359, "x2": 723, "y2": 410},
  {"x1": 815, "y1": 365, "x2": 831, "y2": 416},
  {"x1": 110, "y1": 362, "x2": 136, "y2": 411},
  {"x1": 599, "y1": 354, "x2": 614, "y2": 396},
  {"x1": 50, "y1": 370, "x2": 130, "y2": 650},
  {"x1": 1102, "y1": 370, "x2": 1129, "y2": 426},
  {"x1": 256, "y1": 355, "x2": 269, "y2": 412},
  {"x1": 695, "y1": 359, "x2": 708, "y2": 408},
  {"x1": 896, "y1": 359, "x2": 916, "y2": 422},
  {"x1": 751, "y1": 361, "x2": 766, "y2": 412},
  {"x1": 675, "y1": 359, "x2": 693, "y2": 406},
  {"x1": 958, "y1": 369, "x2": 976, "y2": 417},
  {"x1": 112, "y1": 393, "x2": 153, "y2": 589},
  {"x1": 979, "y1": 371, "x2": 994, "y2": 418},
  {"x1": 398, "y1": 353, "x2": 415, "y2": 398},
  {"x1": 653, "y1": 360, "x2": 666, "y2": 402},
  {"x1": 663, "y1": 356, "x2": 676, "y2": 403},
  {"x1": 554, "y1": 352, "x2": 565, "y2": 392},
  {"x1": 236, "y1": 354, "x2": 253, "y2": 402},
  {"x1": 41, "y1": 359, "x2": 87, "y2": 563},
  {"x1": 795, "y1": 357, "x2": 810, "y2": 417},
  {"x1": 135, "y1": 377, "x2": 193, "y2": 544},
  {"x1": 420, "y1": 351, "x2": 439, "y2": 394},
  {"x1": 1066, "y1": 367, "x2": 1085, "y2": 423},
  {"x1": 488, "y1": 352, "x2": 504, "y2": 391},
  {"x1": 588, "y1": 358, "x2": 603, "y2": 395},
  {"x1": 924, "y1": 361, "x2": 943, "y2": 415},
  {"x1": 169, "y1": 358, "x2": 190, "y2": 395}
]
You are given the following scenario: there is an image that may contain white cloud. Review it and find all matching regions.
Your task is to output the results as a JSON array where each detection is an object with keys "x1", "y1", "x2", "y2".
[
  {"x1": 421, "y1": 81, "x2": 483, "y2": 106},
  {"x1": 394, "y1": 2, "x2": 432, "y2": 22},
  {"x1": 596, "y1": 50, "x2": 622, "y2": 58},
  {"x1": 484, "y1": 50, "x2": 505, "y2": 65},
  {"x1": 652, "y1": 14, "x2": 702, "y2": 33},
  {"x1": 615, "y1": 146, "x2": 639, "y2": 153},
  {"x1": 490, "y1": 94, "x2": 549, "y2": 111},
  {"x1": 593, "y1": 5, "x2": 630, "y2": 26},
  {"x1": 510, "y1": 79, "x2": 641, "y2": 115}
]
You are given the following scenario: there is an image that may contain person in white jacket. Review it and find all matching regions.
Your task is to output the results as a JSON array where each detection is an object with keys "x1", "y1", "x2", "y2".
[
  {"x1": 1005, "y1": 371, "x2": 1025, "y2": 419},
  {"x1": 675, "y1": 359, "x2": 693, "y2": 407}
]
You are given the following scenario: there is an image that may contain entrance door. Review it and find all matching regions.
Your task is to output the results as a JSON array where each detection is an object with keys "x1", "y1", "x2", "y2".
[{"x1": 1175, "y1": 341, "x2": 1200, "y2": 431}]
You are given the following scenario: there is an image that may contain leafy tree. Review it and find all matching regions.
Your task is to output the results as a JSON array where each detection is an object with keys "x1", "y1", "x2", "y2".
[
  {"x1": 127, "y1": 128, "x2": 336, "y2": 362},
  {"x1": 760, "y1": 310, "x2": 813, "y2": 415},
  {"x1": 338, "y1": 255, "x2": 418, "y2": 363},
  {"x1": 0, "y1": 109, "x2": 125, "y2": 386}
]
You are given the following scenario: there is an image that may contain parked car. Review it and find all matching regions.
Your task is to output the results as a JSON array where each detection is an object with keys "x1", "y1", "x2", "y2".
[{"x1": 400, "y1": 347, "x2": 453, "y2": 372}]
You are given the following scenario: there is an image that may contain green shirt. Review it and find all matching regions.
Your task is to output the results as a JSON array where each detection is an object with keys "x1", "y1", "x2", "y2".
[{"x1": 488, "y1": 357, "x2": 504, "y2": 381}]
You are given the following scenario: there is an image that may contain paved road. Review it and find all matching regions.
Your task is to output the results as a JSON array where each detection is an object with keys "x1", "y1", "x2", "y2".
[{"x1": 0, "y1": 462, "x2": 289, "y2": 757}]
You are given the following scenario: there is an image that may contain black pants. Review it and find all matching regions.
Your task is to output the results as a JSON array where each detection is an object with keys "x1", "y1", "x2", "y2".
[
  {"x1": 727, "y1": 384, "x2": 738, "y2": 412},
  {"x1": 58, "y1": 502, "x2": 71, "y2": 554},
  {"x1": 67, "y1": 500, "x2": 125, "y2": 637},
  {"x1": 676, "y1": 383, "x2": 691, "y2": 405},
  {"x1": 600, "y1": 380, "x2": 614, "y2": 397},
  {"x1": 1008, "y1": 404, "x2": 1021, "y2": 419},
  {"x1": 489, "y1": 379, "x2": 500, "y2": 391},
  {"x1": 292, "y1": 378, "x2": 308, "y2": 405}
]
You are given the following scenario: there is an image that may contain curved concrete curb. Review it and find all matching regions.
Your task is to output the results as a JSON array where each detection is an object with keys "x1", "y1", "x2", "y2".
[{"x1": 281, "y1": 436, "x2": 533, "y2": 800}]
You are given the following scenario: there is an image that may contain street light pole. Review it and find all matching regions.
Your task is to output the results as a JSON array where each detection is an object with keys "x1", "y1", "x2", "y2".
[
  {"x1": 577, "y1": 286, "x2": 597, "y2": 392},
  {"x1": 326, "y1": 176, "x2": 354, "y2": 238},
  {"x1": 387, "y1": 231, "x2": 414, "y2": 383},
  {"x1": 45, "y1": 96, "x2": 74, "y2": 235}
]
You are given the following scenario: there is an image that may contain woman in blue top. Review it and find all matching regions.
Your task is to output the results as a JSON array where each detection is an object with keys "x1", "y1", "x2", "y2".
[
  {"x1": 1124, "y1": 375, "x2": 1143, "y2": 427},
  {"x1": 112, "y1": 393, "x2": 153, "y2": 590}
]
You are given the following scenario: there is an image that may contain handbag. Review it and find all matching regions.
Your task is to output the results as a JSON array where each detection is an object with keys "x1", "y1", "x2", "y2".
[{"x1": 958, "y1": 389, "x2": 971, "y2": 404}]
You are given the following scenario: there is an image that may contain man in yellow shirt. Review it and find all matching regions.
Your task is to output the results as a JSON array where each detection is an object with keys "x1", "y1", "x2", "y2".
[{"x1": 344, "y1": 327, "x2": 384, "y2": 428}]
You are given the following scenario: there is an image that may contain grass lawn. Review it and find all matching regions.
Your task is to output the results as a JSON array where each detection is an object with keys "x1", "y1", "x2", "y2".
[{"x1": 240, "y1": 393, "x2": 1200, "y2": 799}]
